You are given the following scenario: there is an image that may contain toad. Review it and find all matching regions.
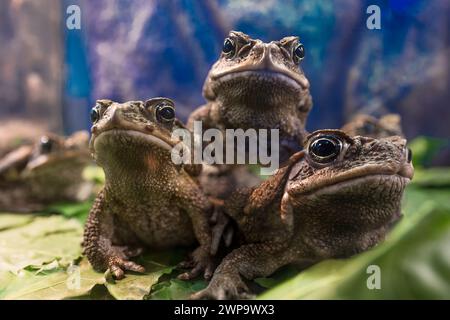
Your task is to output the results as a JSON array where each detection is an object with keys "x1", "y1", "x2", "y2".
[
  {"x1": 188, "y1": 31, "x2": 314, "y2": 246},
  {"x1": 193, "y1": 129, "x2": 413, "y2": 299},
  {"x1": 83, "y1": 98, "x2": 214, "y2": 280},
  {"x1": 0, "y1": 131, "x2": 92, "y2": 212},
  {"x1": 341, "y1": 113, "x2": 403, "y2": 138},
  {"x1": 188, "y1": 30, "x2": 313, "y2": 161}
]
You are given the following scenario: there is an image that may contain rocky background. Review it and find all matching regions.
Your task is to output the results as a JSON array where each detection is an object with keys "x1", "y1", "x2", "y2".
[{"x1": 0, "y1": 0, "x2": 448, "y2": 140}]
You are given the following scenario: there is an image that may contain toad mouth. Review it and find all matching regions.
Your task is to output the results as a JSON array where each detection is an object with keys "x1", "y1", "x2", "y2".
[
  {"x1": 213, "y1": 70, "x2": 308, "y2": 89},
  {"x1": 301, "y1": 174, "x2": 410, "y2": 198},
  {"x1": 288, "y1": 163, "x2": 414, "y2": 196},
  {"x1": 92, "y1": 129, "x2": 178, "y2": 153}
]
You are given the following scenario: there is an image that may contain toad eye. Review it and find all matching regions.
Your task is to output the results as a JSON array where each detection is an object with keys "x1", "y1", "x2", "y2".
[
  {"x1": 90, "y1": 106, "x2": 100, "y2": 123},
  {"x1": 156, "y1": 104, "x2": 175, "y2": 122},
  {"x1": 40, "y1": 136, "x2": 53, "y2": 154},
  {"x1": 362, "y1": 122, "x2": 376, "y2": 134},
  {"x1": 222, "y1": 38, "x2": 235, "y2": 55},
  {"x1": 293, "y1": 43, "x2": 305, "y2": 62},
  {"x1": 406, "y1": 148, "x2": 412, "y2": 163},
  {"x1": 308, "y1": 136, "x2": 341, "y2": 163}
]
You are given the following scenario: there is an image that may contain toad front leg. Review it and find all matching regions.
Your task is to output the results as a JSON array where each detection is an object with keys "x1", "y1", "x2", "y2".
[
  {"x1": 177, "y1": 189, "x2": 216, "y2": 281},
  {"x1": 83, "y1": 190, "x2": 145, "y2": 279},
  {"x1": 192, "y1": 242, "x2": 291, "y2": 300}
]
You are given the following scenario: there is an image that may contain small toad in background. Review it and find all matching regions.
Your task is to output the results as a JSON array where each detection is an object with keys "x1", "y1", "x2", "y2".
[{"x1": 0, "y1": 0, "x2": 448, "y2": 300}]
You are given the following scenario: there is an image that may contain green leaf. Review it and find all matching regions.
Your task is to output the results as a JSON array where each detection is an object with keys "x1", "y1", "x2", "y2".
[
  {"x1": 0, "y1": 213, "x2": 186, "y2": 300},
  {"x1": 0, "y1": 214, "x2": 35, "y2": 231},
  {"x1": 0, "y1": 259, "x2": 105, "y2": 300},
  {"x1": 44, "y1": 201, "x2": 92, "y2": 224},
  {"x1": 0, "y1": 251, "x2": 178, "y2": 300},
  {"x1": 411, "y1": 168, "x2": 450, "y2": 188},
  {"x1": 0, "y1": 214, "x2": 83, "y2": 273},
  {"x1": 149, "y1": 278, "x2": 207, "y2": 300},
  {"x1": 408, "y1": 136, "x2": 448, "y2": 168},
  {"x1": 402, "y1": 186, "x2": 450, "y2": 216},
  {"x1": 105, "y1": 253, "x2": 175, "y2": 300},
  {"x1": 83, "y1": 165, "x2": 105, "y2": 185}
]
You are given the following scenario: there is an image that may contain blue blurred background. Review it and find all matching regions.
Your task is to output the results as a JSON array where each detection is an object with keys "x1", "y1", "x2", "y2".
[{"x1": 0, "y1": 0, "x2": 448, "y2": 142}]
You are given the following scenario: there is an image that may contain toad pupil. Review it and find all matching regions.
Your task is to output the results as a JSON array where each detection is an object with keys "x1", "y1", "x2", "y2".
[
  {"x1": 309, "y1": 137, "x2": 340, "y2": 160},
  {"x1": 157, "y1": 106, "x2": 175, "y2": 121},
  {"x1": 294, "y1": 44, "x2": 305, "y2": 61},
  {"x1": 90, "y1": 108, "x2": 99, "y2": 123},
  {"x1": 222, "y1": 38, "x2": 235, "y2": 54}
]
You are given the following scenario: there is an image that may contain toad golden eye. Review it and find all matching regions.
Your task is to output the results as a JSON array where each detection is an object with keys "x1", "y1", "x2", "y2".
[
  {"x1": 222, "y1": 38, "x2": 235, "y2": 55},
  {"x1": 90, "y1": 107, "x2": 100, "y2": 123},
  {"x1": 156, "y1": 104, "x2": 175, "y2": 122},
  {"x1": 294, "y1": 43, "x2": 305, "y2": 62},
  {"x1": 308, "y1": 136, "x2": 341, "y2": 163}
]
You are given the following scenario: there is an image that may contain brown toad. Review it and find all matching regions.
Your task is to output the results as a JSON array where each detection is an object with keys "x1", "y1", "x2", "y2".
[
  {"x1": 187, "y1": 31, "x2": 314, "y2": 246},
  {"x1": 83, "y1": 98, "x2": 214, "y2": 280},
  {"x1": 0, "y1": 131, "x2": 92, "y2": 212},
  {"x1": 341, "y1": 113, "x2": 403, "y2": 138},
  {"x1": 193, "y1": 129, "x2": 413, "y2": 299},
  {"x1": 0, "y1": 119, "x2": 47, "y2": 158},
  {"x1": 188, "y1": 30, "x2": 313, "y2": 161}
]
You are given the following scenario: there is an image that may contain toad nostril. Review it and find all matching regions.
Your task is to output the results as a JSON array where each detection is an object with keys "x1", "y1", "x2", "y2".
[
  {"x1": 407, "y1": 148, "x2": 412, "y2": 163},
  {"x1": 110, "y1": 109, "x2": 120, "y2": 125},
  {"x1": 252, "y1": 43, "x2": 265, "y2": 56}
]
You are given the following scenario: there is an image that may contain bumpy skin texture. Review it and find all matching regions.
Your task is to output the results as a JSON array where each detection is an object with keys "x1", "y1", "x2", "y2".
[
  {"x1": 188, "y1": 31, "x2": 313, "y2": 248},
  {"x1": 82, "y1": 99, "x2": 215, "y2": 280},
  {"x1": 188, "y1": 30, "x2": 313, "y2": 161},
  {"x1": 341, "y1": 113, "x2": 403, "y2": 138},
  {"x1": 0, "y1": 131, "x2": 92, "y2": 212},
  {"x1": 193, "y1": 130, "x2": 414, "y2": 299}
]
